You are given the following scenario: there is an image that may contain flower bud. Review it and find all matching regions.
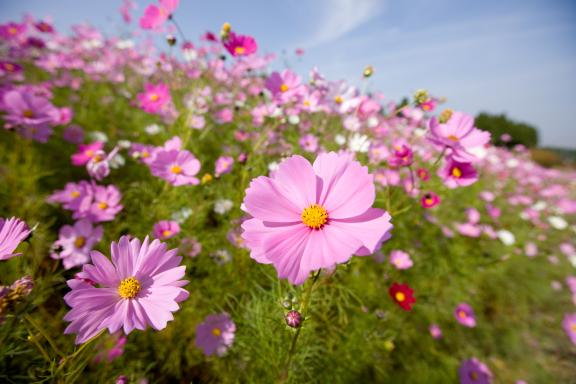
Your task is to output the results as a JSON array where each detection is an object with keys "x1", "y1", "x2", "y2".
[
  {"x1": 166, "y1": 34, "x2": 177, "y2": 47},
  {"x1": 413, "y1": 89, "x2": 429, "y2": 105},
  {"x1": 438, "y1": 108, "x2": 453, "y2": 124},
  {"x1": 285, "y1": 310, "x2": 302, "y2": 328},
  {"x1": 363, "y1": 65, "x2": 374, "y2": 78}
]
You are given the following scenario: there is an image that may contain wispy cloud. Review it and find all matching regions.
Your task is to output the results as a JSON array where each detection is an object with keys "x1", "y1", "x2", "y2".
[{"x1": 302, "y1": 0, "x2": 386, "y2": 48}]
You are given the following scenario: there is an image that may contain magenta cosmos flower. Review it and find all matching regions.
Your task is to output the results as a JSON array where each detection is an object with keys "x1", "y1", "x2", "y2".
[
  {"x1": 64, "y1": 236, "x2": 189, "y2": 344},
  {"x1": 428, "y1": 111, "x2": 490, "y2": 162},
  {"x1": 241, "y1": 152, "x2": 393, "y2": 285},
  {"x1": 459, "y1": 358, "x2": 493, "y2": 384},
  {"x1": 438, "y1": 156, "x2": 478, "y2": 189},
  {"x1": 195, "y1": 312, "x2": 236, "y2": 356},
  {"x1": 137, "y1": 83, "x2": 171, "y2": 114},
  {"x1": 149, "y1": 137, "x2": 201, "y2": 186},
  {"x1": 153, "y1": 220, "x2": 180, "y2": 240},
  {"x1": 2, "y1": 89, "x2": 57, "y2": 142},
  {"x1": 0, "y1": 217, "x2": 31, "y2": 260},
  {"x1": 562, "y1": 313, "x2": 576, "y2": 345},
  {"x1": 223, "y1": 31, "x2": 257, "y2": 57},
  {"x1": 71, "y1": 142, "x2": 104, "y2": 166},
  {"x1": 51, "y1": 219, "x2": 103, "y2": 269},
  {"x1": 455, "y1": 303, "x2": 476, "y2": 327}
]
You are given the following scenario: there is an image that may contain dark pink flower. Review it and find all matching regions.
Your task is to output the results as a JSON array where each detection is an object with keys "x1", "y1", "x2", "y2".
[
  {"x1": 438, "y1": 156, "x2": 478, "y2": 189},
  {"x1": 71, "y1": 142, "x2": 105, "y2": 166},
  {"x1": 223, "y1": 32, "x2": 257, "y2": 57},
  {"x1": 137, "y1": 83, "x2": 171, "y2": 114}
]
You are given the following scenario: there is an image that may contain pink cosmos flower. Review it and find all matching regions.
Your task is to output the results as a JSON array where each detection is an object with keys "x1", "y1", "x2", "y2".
[
  {"x1": 0, "y1": 23, "x2": 26, "y2": 40},
  {"x1": 51, "y1": 219, "x2": 103, "y2": 269},
  {"x1": 64, "y1": 235, "x2": 189, "y2": 344},
  {"x1": 153, "y1": 220, "x2": 180, "y2": 239},
  {"x1": 429, "y1": 324, "x2": 442, "y2": 339},
  {"x1": 563, "y1": 313, "x2": 576, "y2": 345},
  {"x1": 265, "y1": 70, "x2": 303, "y2": 104},
  {"x1": 71, "y1": 142, "x2": 105, "y2": 166},
  {"x1": 94, "y1": 333, "x2": 127, "y2": 363},
  {"x1": 215, "y1": 156, "x2": 234, "y2": 177},
  {"x1": 0, "y1": 61, "x2": 23, "y2": 76},
  {"x1": 223, "y1": 32, "x2": 257, "y2": 57},
  {"x1": 299, "y1": 134, "x2": 319, "y2": 153},
  {"x1": 389, "y1": 250, "x2": 413, "y2": 270},
  {"x1": 0, "y1": 217, "x2": 31, "y2": 260},
  {"x1": 149, "y1": 137, "x2": 201, "y2": 186},
  {"x1": 428, "y1": 111, "x2": 490, "y2": 162},
  {"x1": 63, "y1": 125, "x2": 85, "y2": 144},
  {"x1": 459, "y1": 358, "x2": 493, "y2": 384},
  {"x1": 455, "y1": 303, "x2": 476, "y2": 327},
  {"x1": 48, "y1": 181, "x2": 93, "y2": 215},
  {"x1": 2, "y1": 89, "x2": 57, "y2": 142},
  {"x1": 87, "y1": 184, "x2": 123, "y2": 222},
  {"x1": 35, "y1": 21, "x2": 55, "y2": 33},
  {"x1": 387, "y1": 141, "x2": 414, "y2": 168},
  {"x1": 139, "y1": 0, "x2": 179, "y2": 30},
  {"x1": 137, "y1": 83, "x2": 171, "y2": 114},
  {"x1": 195, "y1": 312, "x2": 236, "y2": 356},
  {"x1": 241, "y1": 152, "x2": 393, "y2": 285},
  {"x1": 438, "y1": 156, "x2": 478, "y2": 189}
]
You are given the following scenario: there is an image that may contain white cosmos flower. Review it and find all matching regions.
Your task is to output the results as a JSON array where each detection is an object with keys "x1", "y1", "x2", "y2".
[
  {"x1": 548, "y1": 216, "x2": 568, "y2": 230},
  {"x1": 348, "y1": 133, "x2": 370, "y2": 153},
  {"x1": 497, "y1": 230, "x2": 515, "y2": 246}
]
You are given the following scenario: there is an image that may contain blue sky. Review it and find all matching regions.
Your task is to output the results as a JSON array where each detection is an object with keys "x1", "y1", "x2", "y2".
[{"x1": 2, "y1": 0, "x2": 575, "y2": 147}]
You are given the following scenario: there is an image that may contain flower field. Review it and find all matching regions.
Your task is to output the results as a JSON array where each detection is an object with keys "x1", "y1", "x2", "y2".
[{"x1": 1, "y1": 1, "x2": 575, "y2": 383}]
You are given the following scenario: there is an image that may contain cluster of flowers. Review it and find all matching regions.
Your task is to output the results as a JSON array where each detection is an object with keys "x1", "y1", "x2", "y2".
[{"x1": 0, "y1": 1, "x2": 574, "y2": 381}]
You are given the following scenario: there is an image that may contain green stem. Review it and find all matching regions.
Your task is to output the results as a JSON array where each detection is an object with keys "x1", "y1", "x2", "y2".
[
  {"x1": 279, "y1": 270, "x2": 321, "y2": 382},
  {"x1": 24, "y1": 314, "x2": 65, "y2": 358}
]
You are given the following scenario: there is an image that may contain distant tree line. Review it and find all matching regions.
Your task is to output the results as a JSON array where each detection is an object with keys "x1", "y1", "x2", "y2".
[{"x1": 474, "y1": 112, "x2": 539, "y2": 148}]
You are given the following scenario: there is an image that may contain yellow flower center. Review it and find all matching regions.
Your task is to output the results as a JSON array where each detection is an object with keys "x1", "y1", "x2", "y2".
[
  {"x1": 447, "y1": 135, "x2": 459, "y2": 142},
  {"x1": 74, "y1": 236, "x2": 86, "y2": 248},
  {"x1": 22, "y1": 109, "x2": 34, "y2": 118},
  {"x1": 395, "y1": 292, "x2": 406, "y2": 302},
  {"x1": 149, "y1": 93, "x2": 159, "y2": 102},
  {"x1": 334, "y1": 95, "x2": 343, "y2": 104},
  {"x1": 458, "y1": 310, "x2": 467, "y2": 319},
  {"x1": 422, "y1": 104, "x2": 431, "y2": 111},
  {"x1": 5, "y1": 63, "x2": 15, "y2": 71},
  {"x1": 470, "y1": 371, "x2": 479, "y2": 381},
  {"x1": 451, "y1": 167, "x2": 462, "y2": 178},
  {"x1": 425, "y1": 198, "x2": 434, "y2": 205},
  {"x1": 280, "y1": 84, "x2": 289, "y2": 93},
  {"x1": 98, "y1": 201, "x2": 108, "y2": 210},
  {"x1": 170, "y1": 165, "x2": 182, "y2": 174},
  {"x1": 141, "y1": 151, "x2": 150, "y2": 158},
  {"x1": 8, "y1": 27, "x2": 17, "y2": 35},
  {"x1": 212, "y1": 327, "x2": 222, "y2": 337},
  {"x1": 118, "y1": 277, "x2": 141, "y2": 299},
  {"x1": 235, "y1": 46, "x2": 245, "y2": 55},
  {"x1": 301, "y1": 204, "x2": 328, "y2": 229},
  {"x1": 162, "y1": 230, "x2": 172, "y2": 238},
  {"x1": 70, "y1": 191, "x2": 80, "y2": 198},
  {"x1": 303, "y1": 100, "x2": 310, "y2": 107},
  {"x1": 571, "y1": 323, "x2": 576, "y2": 332},
  {"x1": 86, "y1": 149, "x2": 94, "y2": 157},
  {"x1": 222, "y1": 22, "x2": 231, "y2": 33}
]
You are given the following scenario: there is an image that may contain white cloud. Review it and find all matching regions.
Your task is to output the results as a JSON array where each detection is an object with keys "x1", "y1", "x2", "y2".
[{"x1": 304, "y1": 0, "x2": 386, "y2": 48}]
